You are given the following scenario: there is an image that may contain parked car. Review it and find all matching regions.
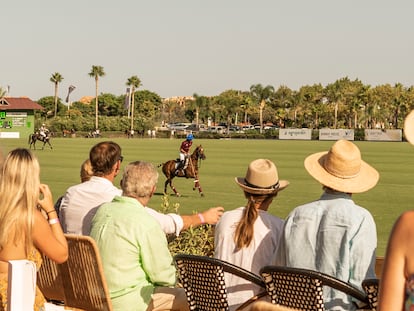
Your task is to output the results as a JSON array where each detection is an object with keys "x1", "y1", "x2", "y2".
[
  {"x1": 167, "y1": 123, "x2": 190, "y2": 131},
  {"x1": 229, "y1": 125, "x2": 244, "y2": 133},
  {"x1": 186, "y1": 124, "x2": 207, "y2": 132},
  {"x1": 242, "y1": 125, "x2": 255, "y2": 131},
  {"x1": 208, "y1": 126, "x2": 227, "y2": 134}
]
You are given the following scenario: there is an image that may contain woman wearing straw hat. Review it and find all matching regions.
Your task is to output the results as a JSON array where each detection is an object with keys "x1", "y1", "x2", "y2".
[
  {"x1": 378, "y1": 110, "x2": 414, "y2": 311},
  {"x1": 273, "y1": 139, "x2": 379, "y2": 311},
  {"x1": 215, "y1": 159, "x2": 289, "y2": 311}
]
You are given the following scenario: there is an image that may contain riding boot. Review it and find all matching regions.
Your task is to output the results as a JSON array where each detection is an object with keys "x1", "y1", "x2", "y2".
[{"x1": 175, "y1": 161, "x2": 184, "y2": 175}]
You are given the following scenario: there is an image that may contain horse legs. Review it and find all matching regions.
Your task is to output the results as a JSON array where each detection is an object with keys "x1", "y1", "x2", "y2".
[
  {"x1": 193, "y1": 178, "x2": 204, "y2": 197},
  {"x1": 165, "y1": 178, "x2": 180, "y2": 197}
]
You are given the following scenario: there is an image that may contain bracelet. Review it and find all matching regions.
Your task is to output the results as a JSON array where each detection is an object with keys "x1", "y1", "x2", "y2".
[
  {"x1": 48, "y1": 218, "x2": 60, "y2": 225},
  {"x1": 197, "y1": 213, "x2": 205, "y2": 224},
  {"x1": 46, "y1": 210, "x2": 55, "y2": 215}
]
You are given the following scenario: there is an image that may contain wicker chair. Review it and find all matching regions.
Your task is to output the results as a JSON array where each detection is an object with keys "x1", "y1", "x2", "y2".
[
  {"x1": 60, "y1": 234, "x2": 113, "y2": 311},
  {"x1": 37, "y1": 234, "x2": 113, "y2": 311},
  {"x1": 174, "y1": 254, "x2": 268, "y2": 311},
  {"x1": 37, "y1": 253, "x2": 65, "y2": 304},
  {"x1": 260, "y1": 266, "x2": 369, "y2": 311},
  {"x1": 362, "y1": 279, "x2": 379, "y2": 311}
]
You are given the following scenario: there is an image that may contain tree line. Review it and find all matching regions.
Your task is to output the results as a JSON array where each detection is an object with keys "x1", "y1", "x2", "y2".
[{"x1": 3, "y1": 67, "x2": 414, "y2": 134}]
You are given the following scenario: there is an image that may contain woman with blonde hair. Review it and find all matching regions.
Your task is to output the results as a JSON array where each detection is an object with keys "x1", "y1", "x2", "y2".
[
  {"x1": 0, "y1": 148, "x2": 68, "y2": 311},
  {"x1": 214, "y1": 159, "x2": 289, "y2": 311}
]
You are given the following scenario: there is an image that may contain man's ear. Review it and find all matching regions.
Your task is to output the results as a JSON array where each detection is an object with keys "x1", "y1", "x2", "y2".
[
  {"x1": 113, "y1": 161, "x2": 121, "y2": 174},
  {"x1": 150, "y1": 185, "x2": 156, "y2": 197}
]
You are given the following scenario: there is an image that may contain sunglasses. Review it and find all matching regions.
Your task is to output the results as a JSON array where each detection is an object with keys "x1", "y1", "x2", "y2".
[{"x1": 119, "y1": 155, "x2": 124, "y2": 162}]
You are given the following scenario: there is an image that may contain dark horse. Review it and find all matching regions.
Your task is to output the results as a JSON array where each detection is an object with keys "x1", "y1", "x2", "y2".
[
  {"x1": 158, "y1": 145, "x2": 206, "y2": 197},
  {"x1": 28, "y1": 132, "x2": 53, "y2": 150}
]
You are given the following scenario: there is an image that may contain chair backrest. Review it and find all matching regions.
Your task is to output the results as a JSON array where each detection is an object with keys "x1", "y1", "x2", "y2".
[
  {"x1": 362, "y1": 278, "x2": 379, "y2": 311},
  {"x1": 37, "y1": 254, "x2": 65, "y2": 302},
  {"x1": 174, "y1": 254, "x2": 267, "y2": 311},
  {"x1": 260, "y1": 266, "x2": 368, "y2": 311},
  {"x1": 60, "y1": 234, "x2": 113, "y2": 311}
]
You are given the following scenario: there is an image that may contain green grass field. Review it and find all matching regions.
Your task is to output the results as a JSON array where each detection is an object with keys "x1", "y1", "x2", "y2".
[{"x1": 1, "y1": 136, "x2": 414, "y2": 256}]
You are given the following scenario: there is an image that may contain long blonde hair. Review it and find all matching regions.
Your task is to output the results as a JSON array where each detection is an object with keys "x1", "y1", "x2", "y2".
[
  {"x1": 0, "y1": 149, "x2": 40, "y2": 255},
  {"x1": 234, "y1": 192, "x2": 276, "y2": 250}
]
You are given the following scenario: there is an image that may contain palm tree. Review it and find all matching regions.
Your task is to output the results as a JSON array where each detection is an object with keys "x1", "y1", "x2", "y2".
[
  {"x1": 50, "y1": 72, "x2": 64, "y2": 118},
  {"x1": 126, "y1": 75, "x2": 142, "y2": 132},
  {"x1": 250, "y1": 84, "x2": 275, "y2": 133},
  {"x1": 88, "y1": 65, "x2": 105, "y2": 130}
]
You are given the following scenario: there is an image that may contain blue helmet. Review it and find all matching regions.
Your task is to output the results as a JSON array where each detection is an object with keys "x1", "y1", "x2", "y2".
[{"x1": 186, "y1": 133, "x2": 194, "y2": 141}]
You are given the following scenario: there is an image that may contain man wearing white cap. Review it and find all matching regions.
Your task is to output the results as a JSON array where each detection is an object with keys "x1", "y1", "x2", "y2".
[{"x1": 273, "y1": 139, "x2": 380, "y2": 311}]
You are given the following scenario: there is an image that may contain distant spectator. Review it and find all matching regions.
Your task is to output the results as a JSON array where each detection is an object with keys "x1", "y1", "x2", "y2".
[{"x1": 80, "y1": 158, "x2": 93, "y2": 183}]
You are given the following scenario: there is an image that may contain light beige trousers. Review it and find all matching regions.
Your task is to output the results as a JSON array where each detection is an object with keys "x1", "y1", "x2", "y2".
[{"x1": 146, "y1": 287, "x2": 189, "y2": 311}]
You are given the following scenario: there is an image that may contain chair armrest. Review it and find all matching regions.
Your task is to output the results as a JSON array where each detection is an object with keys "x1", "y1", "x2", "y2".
[{"x1": 175, "y1": 253, "x2": 265, "y2": 288}]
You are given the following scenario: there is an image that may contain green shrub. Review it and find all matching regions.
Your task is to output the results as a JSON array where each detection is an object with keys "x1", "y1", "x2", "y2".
[{"x1": 159, "y1": 195, "x2": 215, "y2": 257}]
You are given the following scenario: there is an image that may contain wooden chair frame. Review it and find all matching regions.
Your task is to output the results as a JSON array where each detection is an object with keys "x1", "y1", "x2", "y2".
[{"x1": 37, "y1": 234, "x2": 113, "y2": 311}]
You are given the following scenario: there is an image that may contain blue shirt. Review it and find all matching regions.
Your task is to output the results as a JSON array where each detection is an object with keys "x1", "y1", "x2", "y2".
[
  {"x1": 90, "y1": 196, "x2": 176, "y2": 311},
  {"x1": 273, "y1": 191, "x2": 377, "y2": 310}
]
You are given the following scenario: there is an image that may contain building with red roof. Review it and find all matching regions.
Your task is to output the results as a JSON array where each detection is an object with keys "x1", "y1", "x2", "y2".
[{"x1": 0, "y1": 97, "x2": 44, "y2": 138}]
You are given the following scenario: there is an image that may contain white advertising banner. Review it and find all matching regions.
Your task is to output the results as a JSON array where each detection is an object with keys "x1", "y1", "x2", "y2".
[
  {"x1": 319, "y1": 129, "x2": 355, "y2": 141},
  {"x1": 279, "y1": 128, "x2": 312, "y2": 140},
  {"x1": 364, "y1": 129, "x2": 402, "y2": 141},
  {"x1": 0, "y1": 132, "x2": 20, "y2": 138}
]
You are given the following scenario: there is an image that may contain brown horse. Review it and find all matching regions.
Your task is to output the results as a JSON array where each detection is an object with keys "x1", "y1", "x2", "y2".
[
  {"x1": 28, "y1": 132, "x2": 53, "y2": 150},
  {"x1": 158, "y1": 145, "x2": 206, "y2": 197}
]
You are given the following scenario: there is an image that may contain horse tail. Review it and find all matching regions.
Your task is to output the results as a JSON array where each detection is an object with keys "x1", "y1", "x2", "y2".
[{"x1": 28, "y1": 134, "x2": 32, "y2": 144}]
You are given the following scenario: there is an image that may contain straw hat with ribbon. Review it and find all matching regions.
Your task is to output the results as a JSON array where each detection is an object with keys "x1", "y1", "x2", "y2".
[
  {"x1": 235, "y1": 159, "x2": 289, "y2": 195},
  {"x1": 404, "y1": 110, "x2": 414, "y2": 145},
  {"x1": 304, "y1": 139, "x2": 379, "y2": 193}
]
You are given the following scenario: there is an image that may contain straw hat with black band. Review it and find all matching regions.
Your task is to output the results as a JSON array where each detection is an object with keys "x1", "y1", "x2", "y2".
[
  {"x1": 235, "y1": 159, "x2": 289, "y2": 195},
  {"x1": 304, "y1": 139, "x2": 379, "y2": 194}
]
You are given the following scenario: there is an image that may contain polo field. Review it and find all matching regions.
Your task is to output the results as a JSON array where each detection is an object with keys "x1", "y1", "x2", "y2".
[{"x1": 1, "y1": 136, "x2": 413, "y2": 255}]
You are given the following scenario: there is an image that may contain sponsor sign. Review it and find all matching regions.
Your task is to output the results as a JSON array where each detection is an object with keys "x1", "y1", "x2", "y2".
[
  {"x1": 0, "y1": 132, "x2": 20, "y2": 138},
  {"x1": 364, "y1": 129, "x2": 402, "y2": 141},
  {"x1": 6, "y1": 112, "x2": 27, "y2": 117},
  {"x1": 319, "y1": 129, "x2": 354, "y2": 141},
  {"x1": 279, "y1": 128, "x2": 312, "y2": 140}
]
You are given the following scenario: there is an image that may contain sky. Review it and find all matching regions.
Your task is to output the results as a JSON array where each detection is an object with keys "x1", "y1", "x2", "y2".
[{"x1": 2, "y1": 0, "x2": 414, "y2": 102}]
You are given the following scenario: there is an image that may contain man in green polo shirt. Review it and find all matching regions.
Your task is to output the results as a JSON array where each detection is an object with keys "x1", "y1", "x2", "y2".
[{"x1": 90, "y1": 161, "x2": 189, "y2": 311}]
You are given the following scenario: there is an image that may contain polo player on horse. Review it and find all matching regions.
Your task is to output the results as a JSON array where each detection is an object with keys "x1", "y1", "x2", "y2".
[
  {"x1": 176, "y1": 133, "x2": 193, "y2": 175},
  {"x1": 39, "y1": 123, "x2": 50, "y2": 142}
]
